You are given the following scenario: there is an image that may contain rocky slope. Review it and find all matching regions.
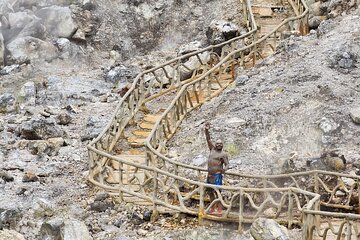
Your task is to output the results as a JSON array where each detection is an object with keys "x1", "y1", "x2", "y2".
[
  {"x1": 0, "y1": 0, "x2": 359, "y2": 239},
  {"x1": 169, "y1": 12, "x2": 360, "y2": 176}
]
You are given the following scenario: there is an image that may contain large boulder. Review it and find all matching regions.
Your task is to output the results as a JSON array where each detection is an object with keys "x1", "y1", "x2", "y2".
[
  {"x1": 39, "y1": 218, "x2": 63, "y2": 240},
  {"x1": 177, "y1": 41, "x2": 202, "y2": 56},
  {"x1": 350, "y1": 107, "x2": 360, "y2": 124},
  {"x1": 40, "y1": 218, "x2": 92, "y2": 240},
  {"x1": 8, "y1": 12, "x2": 36, "y2": 29},
  {"x1": 104, "y1": 64, "x2": 140, "y2": 87},
  {"x1": 55, "y1": 38, "x2": 83, "y2": 59},
  {"x1": 17, "y1": 19, "x2": 46, "y2": 39},
  {"x1": 20, "y1": 117, "x2": 66, "y2": 140},
  {"x1": 206, "y1": 20, "x2": 241, "y2": 45},
  {"x1": 0, "y1": 207, "x2": 22, "y2": 230},
  {"x1": 35, "y1": 6, "x2": 78, "y2": 38},
  {"x1": 250, "y1": 218, "x2": 289, "y2": 240},
  {"x1": 63, "y1": 220, "x2": 93, "y2": 240},
  {"x1": 7, "y1": 36, "x2": 58, "y2": 64},
  {"x1": 0, "y1": 230, "x2": 25, "y2": 240}
]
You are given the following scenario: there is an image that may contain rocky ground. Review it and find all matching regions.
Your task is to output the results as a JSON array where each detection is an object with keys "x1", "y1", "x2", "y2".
[
  {"x1": 0, "y1": 0, "x2": 359, "y2": 239},
  {"x1": 169, "y1": 12, "x2": 360, "y2": 176}
]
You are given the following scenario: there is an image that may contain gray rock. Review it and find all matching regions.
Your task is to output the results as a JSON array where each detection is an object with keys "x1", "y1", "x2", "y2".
[
  {"x1": 236, "y1": 75, "x2": 249, "y2": 86},
  {"x1": 35, "y1": 6, "x2": 78, "y2": 38},
  {"x1": 7, "y1": 36, "x2": 58, "y2": 64},
  {"x1": 0, "y1": 119, "x2": 4, "y2": 132},
  {"x1": 309, "y1": 16, "x2": 322, "y2": 30},
  {"x1": 250, "y1": 218, "x2": 289, "y2": 240},
  {"x1": 18, "y1": 81, "x2": 36, "y2": 105},
  {"x1": 8, "y1": 12, "x2": 36, "y2": 29},
  {"x1": 20, "y1": 117, "x2": 66, "y2": 140},
  {"x1": 177, "y1": 41, "x2": 202, "y2": 56},
  {"x1": 94, "y1": 192, "x2": 109, "y2": 201},
  {"x1": 350, "y1": 107, "x2": 360, "y2": 124},
  {"x1": 5, "y1": 149, "x2": 34, "y2": 169},
  {"x1": 206, "y1": 20, "x2": 240, "y2": 44},
  {"x1": 22, "y1": 171, "x2": 39, "y2": 182},
  {"x1": 319, "y1": 117, "x2": 339, "y2": 134},
  {"x1": 104, "y1": 65, "x2": 139, "y2": 87},
  {"x1": 39, "y1": 218, "x2": 64, "y2": 240},
  {"x1": 63, "y1": 219, "x2": 92, "y2": 240},
  {"x1": 0, "y1": 65, "x2": 20, "y2": 75},
  {"x1": 0, "y1": 171, "x2": 14, "y2": 182},
  {"x1": 33, "y1": 198, "x2": 55, "y2": 218},
  {"x1": 0, "y1": 207, "x2": 22, "y2": 230},
  {"x1": 72, "y1": 29, "x2": 86, "y2": 41},
  {"x1": 17, "y1": 19, "x2": 46, "y2": 39},
  {"x1": 225, "y1": 117, "x2": 246, "y2": 126},
  {"x1": 90, "y1": 201, "x2": 114, "y2": 212},
  {"x1": 0, "y1": 229, "x2": 25, "y2": 240},
  {"x1": 82, "y1": 0, "x2": 96, "y2": 10},
  {"x1": 56, "y1": 112, "x2": 72, "y2": 125},
  {"x1": 329, "y1": 0, "x2": 342, "y2": 9},
  {"x1": 0, "y1": 93, "x2": 16, "y2": 113},
  {"x1": 143, "y1": 209, "x2": 152, "y2": 222}
]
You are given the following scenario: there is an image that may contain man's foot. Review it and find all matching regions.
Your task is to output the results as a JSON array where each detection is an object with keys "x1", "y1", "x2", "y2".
[{"x1": 209, "y1": 208, "x2": 222, "y2": 216}]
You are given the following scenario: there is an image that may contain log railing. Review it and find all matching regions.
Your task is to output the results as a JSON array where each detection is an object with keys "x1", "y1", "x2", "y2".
[{"x1": 88, "y1": 0, "x2": 360, "y2": 239}]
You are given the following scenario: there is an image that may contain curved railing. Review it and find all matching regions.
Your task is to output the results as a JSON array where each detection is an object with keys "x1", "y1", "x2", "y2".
[
  {"x1": 88, "y1": 0, "x2": 360, "y2": 239},
  {"x1": 88, "y1": 0, "x2": 256, "y2": 189}
]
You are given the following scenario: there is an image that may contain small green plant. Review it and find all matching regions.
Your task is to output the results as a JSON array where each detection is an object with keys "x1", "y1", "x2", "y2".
[{"x1": 224, "y1": 143, "x2": 240, "y2": 158}]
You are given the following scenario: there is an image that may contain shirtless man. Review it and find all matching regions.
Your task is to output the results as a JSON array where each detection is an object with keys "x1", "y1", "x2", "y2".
[{"x1": 204, "y1": 122, "x2": 229, "y2": 215}]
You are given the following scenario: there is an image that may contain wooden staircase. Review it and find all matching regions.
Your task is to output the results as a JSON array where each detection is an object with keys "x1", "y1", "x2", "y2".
[{"x1": 252, "y1": 0, "x2": 292, "y2": 58}]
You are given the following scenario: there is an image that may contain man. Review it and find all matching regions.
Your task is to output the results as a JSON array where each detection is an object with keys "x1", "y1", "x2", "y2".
[{"x1": 204, "y1": 122, "x2": 229, "y2": 216}]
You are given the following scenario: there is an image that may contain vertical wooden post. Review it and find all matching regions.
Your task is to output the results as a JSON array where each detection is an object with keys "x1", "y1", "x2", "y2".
[
  {"x1": 238, "y1": 189, "x2": 244, "y2": 232},
  {"x1": 151, "y1": 171, "x2": 159, "y2": 222},
  {"x1": 118, "y1": 161, "x2": 124, "y2": 202},
  {"x1": 199, "y1": 185, "x2": 205, "y2": 225},
  {"x1": 288, "y1": 190, "x2": 293, "y2": 228},
  {"x1": 346, "y1": 219, "x2": 352, "y2": 240},
  {"x1": 314, "y1": 172, "x2": 319, "y2": 194}
]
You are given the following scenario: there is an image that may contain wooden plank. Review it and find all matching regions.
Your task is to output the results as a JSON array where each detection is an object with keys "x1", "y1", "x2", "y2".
[
  {"x1": 140, "y1": 122, "x2": 154, "y2": 130},
  {"x1": 132, "y1": 130, "x2": 151, "y2": 137},
  {"x1": 143, "y1": 114, "x2": 161, "y2": 123}
]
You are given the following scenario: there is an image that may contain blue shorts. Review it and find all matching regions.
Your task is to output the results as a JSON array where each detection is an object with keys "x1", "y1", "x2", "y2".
[{"x1": 207, "y1": 173, "x2": 223, "y2": 186}]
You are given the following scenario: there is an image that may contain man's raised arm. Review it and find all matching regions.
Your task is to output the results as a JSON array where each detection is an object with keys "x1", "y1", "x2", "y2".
[{"x1": 204, "y1": 122, "x2": 214, "y2": 150}]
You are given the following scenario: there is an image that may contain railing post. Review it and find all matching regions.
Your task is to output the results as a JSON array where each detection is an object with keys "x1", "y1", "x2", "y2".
[
  {"x1": 238, "y1": 189, "x2": 244, "y2": 232},
  {"x1": 199, "y1": 184, "x2": 205, "y2": 225},
  {"x1": 118, "y1": 161, "x2": 124, "y2": 202},
  {"x1": 302, "y1": 211, "x2": 314, "y2": 240},
  {"x1": 288, "y1": 190, "x2": 293, "y2": 228},
  {"x1": 314, "y1": 172, "x2": 319, "y2": 194},
  {"x1": 242, "y1": 0, "x2": 248, "y2": 28},
  {"x1": 346, "y1": 219, "x2": 352, "y2": 240},
  {"x1": 151, "y1": 171, "x2": 159, "y2": 222}
]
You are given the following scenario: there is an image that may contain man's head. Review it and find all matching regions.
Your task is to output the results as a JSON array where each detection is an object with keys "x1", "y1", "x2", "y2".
[{"x1": 215, "y1": 139, "x2": 223, "y2": 151}]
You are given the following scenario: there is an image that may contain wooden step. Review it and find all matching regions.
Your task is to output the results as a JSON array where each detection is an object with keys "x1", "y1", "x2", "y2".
[
  {"x1": 127, "y1": 136, "x2": 146, "y2": 147},
  {"x1": 132, "y1": 129, "x2": 151, "y2": 138},
  {"x1": 143, "y1": 114, "x2": 161, "y2": 123},
  {"x1": 111, "y1": 154, "x2": 146, "y2": 170},
  {"x1": 140, "y1": 122, "x2": 154, "y2": 130},
  {"x1": 107, "y1": 154, "x2": 146, "y2": 185},
  {"x1": 106, "y1": 171, "x2": 145, "y2": 186},
  {"x1": 253, "y1": 6, "x2": 273, "y2": 17}
]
